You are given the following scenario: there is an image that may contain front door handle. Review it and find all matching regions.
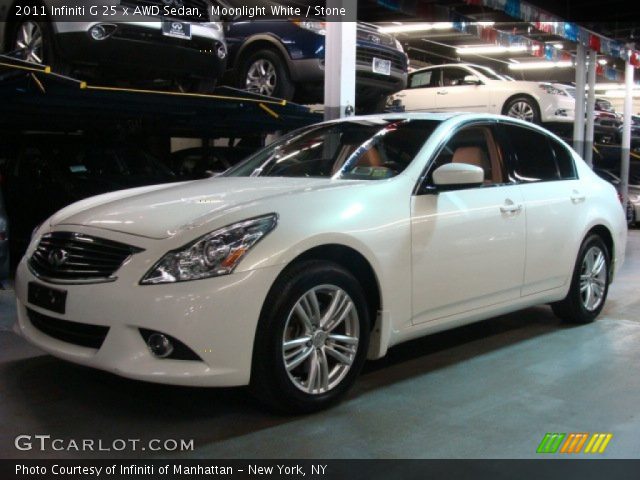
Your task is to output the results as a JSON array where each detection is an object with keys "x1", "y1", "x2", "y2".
[
  {"x1": 500, "y1": 202, "x2": 523, "y2": 214},
  {"x1": 571, "y1": 192, "x2": 586, "y2": 203},
  {"x1": 437, "y1": 90, "x2": 448, "y2": 95}
]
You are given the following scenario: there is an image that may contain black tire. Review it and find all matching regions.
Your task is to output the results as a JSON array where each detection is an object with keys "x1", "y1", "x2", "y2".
[
  {"x1": 238, "y1": 48, "x2": 294, "y2": 100},
  {"x1": 552, "y1": 234, "x2": 610, "y2": 324},
  {"x1": 10, "y1": 20, "x2": 70, "y2": 75},
  {"x1": 503, "y1": 95, "x2": 541, "y2": 124},
  {"x1": 250, "y1": 260, "x2": 370, "y2": 413}
]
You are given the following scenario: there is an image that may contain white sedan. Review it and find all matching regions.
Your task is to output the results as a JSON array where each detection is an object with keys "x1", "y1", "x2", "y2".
[
  {"x1": 15, "y1": 113, "x2": 626, "y2": 412},
  {"x1": 390, "y1": 64, "x2": 575, "y2": 124}
]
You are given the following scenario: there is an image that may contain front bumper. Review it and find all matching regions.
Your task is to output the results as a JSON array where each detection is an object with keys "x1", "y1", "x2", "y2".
[
  {"x1": 54, "y1": 21, "x2": 226, "y2": 80},
  {"x1": 540, "y1": 95, "x2": 576, "y2": 123},
  {"x1": 14, "y1": 227, "x2": 282, "y2": 387}
]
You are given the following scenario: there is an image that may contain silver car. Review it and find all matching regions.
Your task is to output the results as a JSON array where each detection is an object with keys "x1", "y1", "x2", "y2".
[{"x1": 0, "y1": 1, "x2": 227, "y2": 92}]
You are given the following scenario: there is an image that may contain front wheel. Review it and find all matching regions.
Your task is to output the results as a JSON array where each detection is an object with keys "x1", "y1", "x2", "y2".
[
  {"x1": 504, "y1": 96, "x2": 541, "y2": 124},
  {"x1": 250, "y1": 261, "x2": 370, "y2": 413},
  {"x1": 11, "y1": 20, "x2": 69, "y2": 74},
  {"x1": 238, "y1": 49, "x2": 294, "y2": 100},
  {"x1": 552, "y1": 234, "x2": 610, "y2": 324}
]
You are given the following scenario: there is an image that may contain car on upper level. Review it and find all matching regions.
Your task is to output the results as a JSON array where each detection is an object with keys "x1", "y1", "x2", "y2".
[
  {"x1": 214, "y1": 2, "x2": 407, "y2": 110},
  {"x1": 14, "y1": 113, "x2": 626, "y2": 412},
  {"x1": 389, "y1": 63, "x2": 575, "y2": 124},
  {"x1": 0, "y1": 0, "x2": 227, "y2": 92}
]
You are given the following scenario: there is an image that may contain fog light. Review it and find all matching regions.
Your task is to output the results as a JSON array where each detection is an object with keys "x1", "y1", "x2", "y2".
[
  {"x1": 90, "y1": 24, "x2": 116, "y2": 41},
  {"x1": 90, "y1": 25, "x2": 107, "y2": 40},
  {"x1": 216, "y1": 44, "x2": 227, "y2": 60},
  {"x1": 147, "y1": 333, "x2": 174, "y2": 358}
]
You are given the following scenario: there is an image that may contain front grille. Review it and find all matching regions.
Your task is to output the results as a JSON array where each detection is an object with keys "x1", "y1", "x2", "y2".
[
  {"x1": 29, "y1": 232, "x2": 143, "y2": 283},
  {"x1": 121, "y1": 0, "x2": 211, "y2": 22},
  {"x1": 356, "y1": 45, "x2": 406, "y2": 71},
  {"x1": 356, "y1": 27, "x2": 396, "y2": 48},
  {"x1": 27, "y1": 308, "x2": 110, "y2": 349}
]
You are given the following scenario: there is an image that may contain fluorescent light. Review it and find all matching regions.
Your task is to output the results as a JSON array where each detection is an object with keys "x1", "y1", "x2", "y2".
[
  {"x1": 457, "y1": 45, "x2": 528, "y2": 54},
  {"x1": 552, "y1": 43, "x2": 563, "y2": 49},
  {"x1": 378, "y1": 22, "x2": 453, "y2": 33},
  {"x1": 508, "y1": 61, "x2": 573, "y2": 70},
  {"x1": 598, "y1": 59, "x2": 608, "y2": 65},
  {"x1": 476, "y1": 22, "x2": 496, "y2": 27},
  {"x1": 603, "y1": 90, "x2": 640, "y2": 98}
]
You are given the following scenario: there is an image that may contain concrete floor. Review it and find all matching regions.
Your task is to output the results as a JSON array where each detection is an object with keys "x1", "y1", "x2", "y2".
[{"x1": 1, "y1": 231, "x2": 639, "y2": 459}]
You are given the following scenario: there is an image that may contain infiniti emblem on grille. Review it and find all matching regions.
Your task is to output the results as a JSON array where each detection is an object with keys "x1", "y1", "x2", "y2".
[
  {"x1": 48, "y1": 249, "x2": 69, "y2": 267},
  {"x1": 369, "y1": 35, "x2": 381, "y2": 44}
]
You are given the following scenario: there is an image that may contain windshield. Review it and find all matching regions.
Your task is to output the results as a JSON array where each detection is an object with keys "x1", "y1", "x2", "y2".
[{"x1": 224, "y1": 119, "x2": 440, "y2": 180}]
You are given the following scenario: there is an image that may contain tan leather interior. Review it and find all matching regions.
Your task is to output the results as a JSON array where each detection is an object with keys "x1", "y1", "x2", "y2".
[{"x1": 452, "y1": 146, "x2": 484, "y2": 168}]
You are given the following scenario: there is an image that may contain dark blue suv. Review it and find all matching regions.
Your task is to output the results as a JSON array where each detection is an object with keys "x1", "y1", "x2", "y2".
[{"x1": 218, "y1": 14, "x2": 408, "y2": 110}]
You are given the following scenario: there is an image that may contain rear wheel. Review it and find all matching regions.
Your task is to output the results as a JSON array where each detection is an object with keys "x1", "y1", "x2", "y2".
[
  {"x1": 250, "y1": 260, "x2": 370, "y2": 413},
  {"x1": 552, "y1": 234, "x2": 610, "y2": 324},
  {"x1": 504, "y1": 96, "x2": 541, "y2": 124}
]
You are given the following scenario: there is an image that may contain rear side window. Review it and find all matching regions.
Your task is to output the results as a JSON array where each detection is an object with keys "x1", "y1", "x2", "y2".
[
  {"x1": 502, "y1": 124, "x2": 560, "y2": 182},
  {"x1": 549, "y1": 137, "x2": 577, "y2": 179}
]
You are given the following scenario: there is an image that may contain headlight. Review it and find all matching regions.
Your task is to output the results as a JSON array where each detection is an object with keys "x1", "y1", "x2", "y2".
[
  {"x1": 140, "y1": 214, "x2": 278, "y2": 285},
  {"x1": 539, "y1": 84, "x2": 567, "y2": 96},
  {"x1": 292, "y1": 21, "x2": 326, "y2": 36}
]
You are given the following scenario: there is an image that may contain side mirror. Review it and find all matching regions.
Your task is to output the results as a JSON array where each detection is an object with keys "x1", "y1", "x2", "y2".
[
  {"x1": 463, "y1": 75, "x2": 482, "y2": 85},
  {"x1": 432, "y1": 163, "x2": 484, "y2": 189}
]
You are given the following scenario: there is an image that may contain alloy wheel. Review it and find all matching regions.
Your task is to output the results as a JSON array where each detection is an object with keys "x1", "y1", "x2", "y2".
[
  {"x1": 15, "y1": 21, "x2": 44, "y2": 64},
  {"x1": 245, "y1": 59, "x2": 277, "y2": 96},
  {"x1": 507, "y1": 101, "x2": 535, "y2": 122},
  {"x1": 579, "y1": 246, "x2": 607, "y2": 311},
  {"x1": 282, "y1": 285, "x2": 360, "y2": 395}
]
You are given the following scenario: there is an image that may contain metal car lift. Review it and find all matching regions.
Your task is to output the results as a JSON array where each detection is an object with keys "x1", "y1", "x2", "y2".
[{"x1": 0, "y1": 54, "x2": 322, "y2": 139}]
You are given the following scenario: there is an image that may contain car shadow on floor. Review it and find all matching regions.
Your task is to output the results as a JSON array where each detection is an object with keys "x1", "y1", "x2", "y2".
[{"x1": 0, "y1": 303, "x2": 576, "y2": 458}]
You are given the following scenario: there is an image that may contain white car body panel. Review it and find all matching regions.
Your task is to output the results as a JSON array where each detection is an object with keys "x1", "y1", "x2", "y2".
[
  {"x1": 14, "y1": 113, "x2": 626, "y2": 387},
  {"x1": 395, "y1": 64, "x2": 575, "y2": 123}
]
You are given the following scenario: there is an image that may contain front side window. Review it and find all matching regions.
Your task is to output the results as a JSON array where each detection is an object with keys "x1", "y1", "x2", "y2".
[
  {"x1": 225, "y1": 119, "x2": 441, "y2": 180},
  {"x1": 441, "y1": 67, "x2": 472, "y2": 87},
  {"x1": 426, "y1": 124, "x2": 507, "y2": 187},
  {"x1": 501, "y1": 124, "x2": 560, "y2": 183}
]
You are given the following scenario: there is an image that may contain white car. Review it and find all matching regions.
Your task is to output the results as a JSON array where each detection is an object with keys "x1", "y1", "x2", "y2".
[
  {"x1": 15, "y1": 113, "x2": 626, "y2": 412},
  {"x1": 391, "y1": 64, "x2": 575, "y2": 124}
]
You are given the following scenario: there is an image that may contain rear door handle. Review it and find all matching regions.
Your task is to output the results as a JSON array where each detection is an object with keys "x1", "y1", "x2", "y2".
[
  {"x1": 437, "y1": 90, "x2": 448, "y2": 95},
  {"x1": 571, "y1": 193, "x2": 586, "y2": 203}
]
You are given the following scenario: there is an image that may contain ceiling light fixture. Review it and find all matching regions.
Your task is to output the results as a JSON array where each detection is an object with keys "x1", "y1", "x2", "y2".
[
  {"x1": 508, "y1": 61, "x2": 573, "y2": 70},
  {"x1": 378, "y1": 22, "x2": 453, "y2": 33},
  {"x1": 457, "y1": 45, "x2": 528, "y2": 54}
]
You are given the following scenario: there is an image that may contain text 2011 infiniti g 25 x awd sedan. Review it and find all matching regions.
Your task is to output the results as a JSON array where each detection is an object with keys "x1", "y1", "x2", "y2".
[{"x1": 15, "y1": 113, "x2": 627, "y2": 412}]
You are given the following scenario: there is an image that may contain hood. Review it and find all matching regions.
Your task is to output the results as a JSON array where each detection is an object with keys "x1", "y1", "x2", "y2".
[{"x1": 49, "y1": 177, "x2": 359, "y2": 239}]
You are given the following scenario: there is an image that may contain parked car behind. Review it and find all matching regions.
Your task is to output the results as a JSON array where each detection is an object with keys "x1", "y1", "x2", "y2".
[
  {"x1": 3, "y1": 141, "x2": 177, "y2": 268},
  {"x1": 390, "y1": 63, "x2": 575, "y2": 124},
  {"x1": 215, "y1": 2, "x2": 407, "y2": 109},
  {"x1": 0, "y1": 0, "x2": 227, "y2": 92},
  {"x1": 594, "y1": 167, "x2": 640, "y2": 225},
  {"x1": 168, "y1": 145, "x2": 258, "y2": 180},
  {"x1": 0, "y1": 184, "x2": 8, "y2": 283}
]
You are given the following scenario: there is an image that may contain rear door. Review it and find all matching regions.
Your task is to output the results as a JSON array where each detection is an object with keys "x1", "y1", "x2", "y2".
[
  {"x1": 397, "y1": 68, "x2": 440, "y2": 112},
  {"x1": 499, "y1": 122, "x2": 586, "y2": 296},
  {"x1": 435, "y1": 67, "x2": 489, "y2": 112}
]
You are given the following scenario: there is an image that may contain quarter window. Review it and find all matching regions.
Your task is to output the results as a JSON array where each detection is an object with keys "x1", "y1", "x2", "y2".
[
  {"x1": 549, "y1": 137, "x2": 577, "y2": 180},
  {"x1": 502, "y1": 124, "x2": 560, "y2": 183}
]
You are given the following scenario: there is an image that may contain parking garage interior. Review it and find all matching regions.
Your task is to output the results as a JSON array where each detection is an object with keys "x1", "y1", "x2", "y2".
[{"x1": 1, "y1": 0, "x2": 640, "y2": 473}]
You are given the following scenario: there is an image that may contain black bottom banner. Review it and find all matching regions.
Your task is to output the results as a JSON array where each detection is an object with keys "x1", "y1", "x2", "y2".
[{"x1": 3, "y1": 459, "x2": 640, "y2": 480}]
